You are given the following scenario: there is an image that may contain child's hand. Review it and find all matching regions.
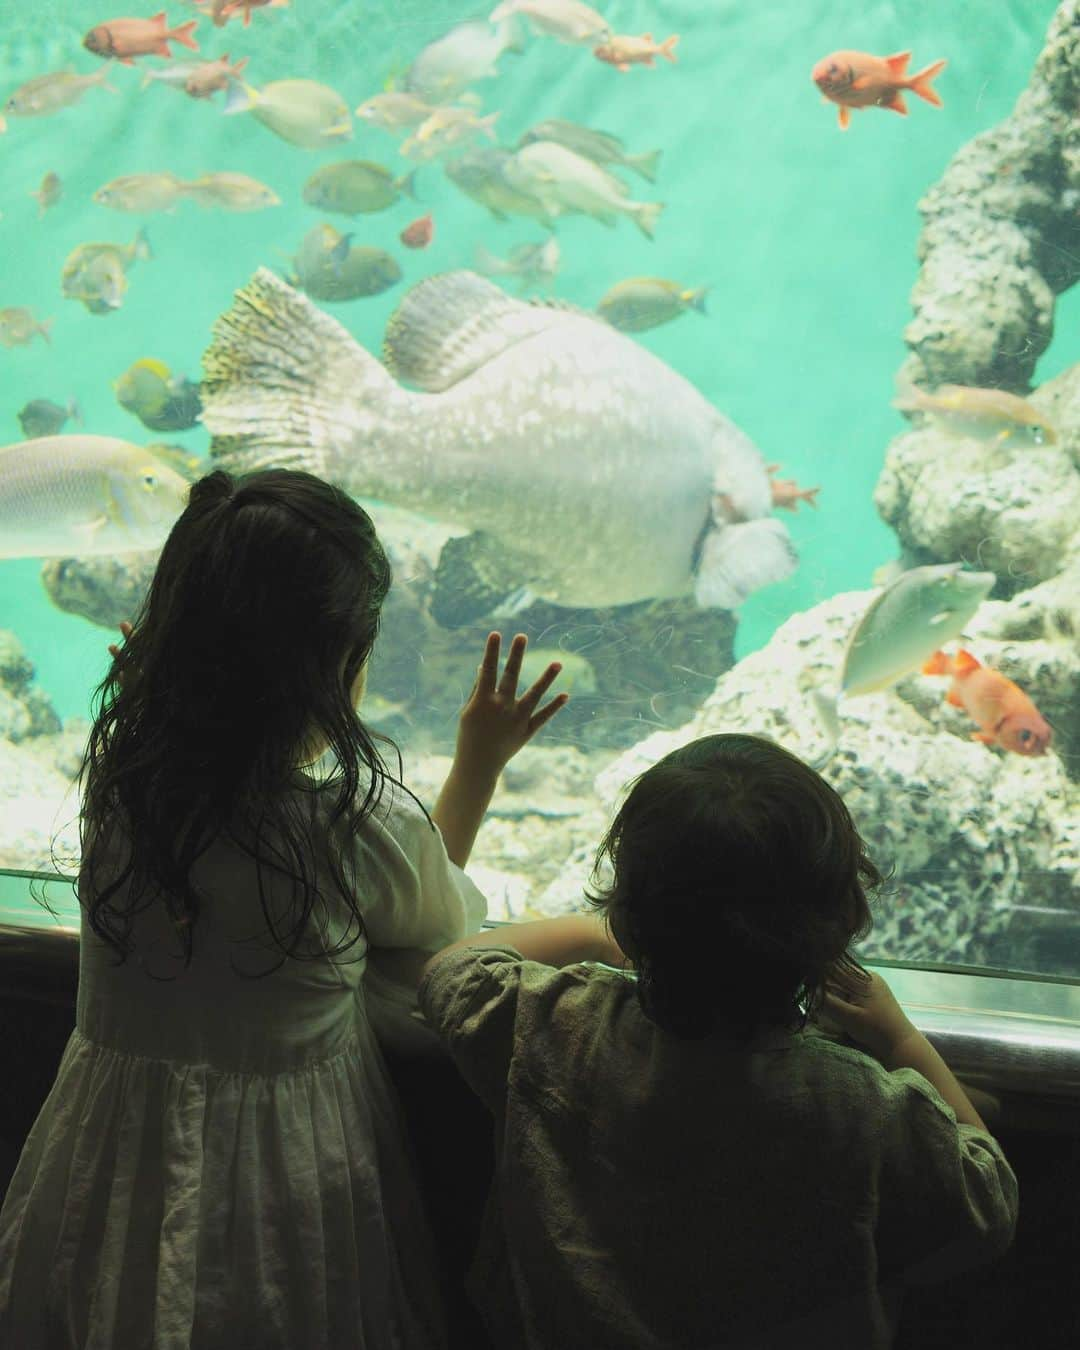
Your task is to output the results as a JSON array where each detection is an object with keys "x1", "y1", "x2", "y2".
[
  {"x1": 821, "y1": 965, "x2": 918, "y2": 1062},
  {"x1": 454, "y1": 632, "x2": 568, "y2": 780},
  {"x1": 107, "y1": 621, "x2": 134, "y2": 682}
]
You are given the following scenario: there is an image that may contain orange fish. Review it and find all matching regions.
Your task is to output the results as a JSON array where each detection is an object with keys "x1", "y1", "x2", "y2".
[
  {"x1": 400, "y1": 213, "x2": 434, "y2": 249},
  {"x1": 766, "y1": 464, "x2": 819, "y2": 513},
  {"x1": 921, "y1": 648, "x2": 1051, "y2": 757},
  {"x1": 594, "y1": 32, "x2": 679, "y2": 72},
  {"x1": 812, "y1": 49, "x2": 946, "y2": 130},
  {"x1": 184, "y1": 53, "x2": 248, "y2": 99},
  {"x1": 83, "y1": 12, "x2": 199, "y2": 64}
]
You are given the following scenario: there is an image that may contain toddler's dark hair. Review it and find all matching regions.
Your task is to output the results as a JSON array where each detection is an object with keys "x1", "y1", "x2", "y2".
[
  {"x1": 74, "y1": 468, "x2": 405, "y2": 975},
  {"x1": 586, "y1": 734, "x2": 881, "y2": 1041}
]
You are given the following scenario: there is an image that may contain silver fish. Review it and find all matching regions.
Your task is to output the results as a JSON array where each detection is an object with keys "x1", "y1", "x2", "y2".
[
  {"x1": 519, "y1": 118, "x2": 662, "y2": 182},
  {"x1": 504, "y1": 140, "x2": 663, "y2": 237},
  {"x1": 201, "y1": 270, "x2": 797, "y2": 611},
  {"x1": 4, "y1": 65, "x2": 117, "y2": 117},
  {"x1": 445, "y1": 146, "x2": 560, "y2": 224},
  {"x1": 0, "y1": 435, "x2": 190, "y2": 559},
  {"x1": 842, "y1": 564, "x2": 996, "y2": 696},
  {"x1": 404, "y1": 17, "x2": 520, "y2": 103},
  {"x1": 489, "y1": 0, "x2": 609, "y2": 45}
]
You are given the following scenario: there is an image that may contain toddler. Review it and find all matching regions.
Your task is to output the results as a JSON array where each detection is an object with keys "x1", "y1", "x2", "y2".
[{"x1": 387, "y1": 732, "x2": 1020, "y2": 1349}]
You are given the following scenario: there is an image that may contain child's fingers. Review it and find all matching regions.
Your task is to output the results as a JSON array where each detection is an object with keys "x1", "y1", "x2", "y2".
[
  {"x1": 496, "y1": 633, "x2": 528, "y2": 695},
  {"x1": 526, "y1": 691, "x2": 569, "y2": 735},
  {"x1": 517, "y1": 661, "x2": 562, "y2": 713},
  {"x1": 475, "y1": 632, "x2": 502, "y2": 694},
  {"x1": 823, "y1": 988, "x2": 862, "y2": 1013}
]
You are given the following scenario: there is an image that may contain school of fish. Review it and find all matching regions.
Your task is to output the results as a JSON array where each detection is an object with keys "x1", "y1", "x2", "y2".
[{"x1": 0, "y1": 4, "x2": 1058, "y2": 764}]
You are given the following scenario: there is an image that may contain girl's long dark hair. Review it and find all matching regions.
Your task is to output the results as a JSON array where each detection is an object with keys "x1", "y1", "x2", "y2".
[
  {"x1": 76, "y1": 468, "x2": 401, "y2": 975},
  {"x1": 586, "y1": 734, "x2": 884, "y2": 1041}
]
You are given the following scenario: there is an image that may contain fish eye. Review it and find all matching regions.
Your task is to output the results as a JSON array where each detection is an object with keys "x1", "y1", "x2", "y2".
[
  {"x1": 143, "y1": 473, "x2": 157, "y2": 488},
  {"x1": 1018, "y1": 729, "x2": 1032, "y2": 743},
  {"x1": 1032, "y1": 428, "x2": 1044, "y2": 444}
]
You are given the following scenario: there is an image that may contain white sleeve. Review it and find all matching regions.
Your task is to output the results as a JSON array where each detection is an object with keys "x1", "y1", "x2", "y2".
[
  {"x1": 357, "y1": 785, "x2": 488, "y2": 951},
  {"x1": 351, "y1": 786, "x2": 489, "y2": 1049}
]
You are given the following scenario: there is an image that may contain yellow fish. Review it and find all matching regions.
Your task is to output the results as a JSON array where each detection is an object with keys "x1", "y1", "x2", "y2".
[
  {"x1": 114, "y1": 359, "x2": 203, "y2": 432},
  {"x1": 894, "y1": 380, "x2": 1057, "y2": 447}
]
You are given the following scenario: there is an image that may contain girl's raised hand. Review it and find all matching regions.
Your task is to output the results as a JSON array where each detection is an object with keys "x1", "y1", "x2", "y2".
[
  {"x1": 107, "y1": 621, "x2": 134, "y2": 680},
  {"x1": 455, "y1": 632, "x2": 569, "y2": 779}
]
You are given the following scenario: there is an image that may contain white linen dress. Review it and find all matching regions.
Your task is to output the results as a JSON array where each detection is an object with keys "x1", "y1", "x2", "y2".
[{"x1": 0, "y1": 776, "x2": 486, "y2": 1350}]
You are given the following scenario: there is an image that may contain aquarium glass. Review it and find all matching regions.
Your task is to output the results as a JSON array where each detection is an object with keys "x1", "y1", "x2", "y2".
[{"x1": 1, "y1": 0, "x2": 1077, "y2": 979}]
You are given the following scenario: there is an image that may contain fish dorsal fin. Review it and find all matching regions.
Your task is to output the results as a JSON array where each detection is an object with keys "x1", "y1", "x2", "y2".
[
  {"x1": 885, "y1": 50, "x2": 911, "y2": 75},
  {"x1": 382, "y1": 270, "x2": 586, "y2": 391}
]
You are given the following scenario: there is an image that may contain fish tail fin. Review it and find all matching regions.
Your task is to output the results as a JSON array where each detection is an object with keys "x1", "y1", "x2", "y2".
[
  {"x1": 201, "y1": 268, "x2": 397, "y2": 480},
  {"x1": 395, "y1": 168, "x2": 419, "y2": 199},
  {"x1": 660, "y1": 34, "x2": 679, "y2": 62},
  {"x1": 330, "y1": 233, "x2": 353, "y2": 273},
  {"x1": 909, "y1": 58, "x2": 946, "y2": 107},
  {"x1": 693, "y1": 518, "x2": 797, "y2": 609},
  {"x1": 171, "y1": 19, "x2": 200, "y2": 51},
  {"x1": 68, "y1": 397, "x2": 83, "y2": 426},
  {"x1": 685, "y1": 286, "x2": 708, "y2": 314},
  {"x1": 921, "y1": 649, "x2": 952, "y2": 676},
  {"x1": 481, "y1": 112, "x2": 500, "y2": 140},
  {"x1": 633, "y1": 200, "x2": 664, "y2": 240},
  {"x1": 625, "y1": 147, "x2": 662, "y2": 182},
  {"x1": 223, "y1": 80, "x2": 258, "y2": 115},
  {"x1": 232, "y1": 57, "x2": 249, "y2": 78},
  {"x1": 132, "y1": 226, "x2": 153, "y2": 262},
  {"x1": 140, "y1": 68, "x2": 158, "y2": 90},
  {"x1": 809, "y1": 688, "x2": 842, "y2": 768},
  {"x1": 38, "y1": 318, "x2": 54, "y2": 345}
]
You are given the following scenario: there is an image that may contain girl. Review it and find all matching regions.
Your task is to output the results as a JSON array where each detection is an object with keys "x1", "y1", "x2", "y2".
[
  {"x1": 387, "y1": 734, "x2": 1020, "y2": 1349},
  {"x1": 0, "y1": 468, "x2": 567, "y2": 1350}
]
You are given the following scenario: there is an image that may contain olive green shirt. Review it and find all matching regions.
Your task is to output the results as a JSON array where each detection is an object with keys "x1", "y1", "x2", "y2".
[{"x1": 419, "y1": 946, "x2": 1018, "y2": 1350}]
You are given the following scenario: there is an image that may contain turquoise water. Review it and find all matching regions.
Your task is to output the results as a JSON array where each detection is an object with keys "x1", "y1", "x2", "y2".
[{"x1": 1, "y1": 0, "x2": 1062, "y2": 720}]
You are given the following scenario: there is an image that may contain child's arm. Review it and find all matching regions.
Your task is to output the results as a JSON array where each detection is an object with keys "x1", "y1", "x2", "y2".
[
  {"x1": 431, "y1": 631, "x2": 567, "y2": 867},
  {"x1": 431, "y1": 759, "x2": 499, "y2": 870},
  {"x1": 370, "y1": 914, "x2": 629, "y2": 988}
]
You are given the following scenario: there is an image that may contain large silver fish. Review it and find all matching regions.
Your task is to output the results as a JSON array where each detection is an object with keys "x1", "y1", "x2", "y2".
[
  {"x1": 200, "y1": 269, "x2": 798, "y2": 611},
  {"x1": 0, "y1": 435, "x2": 191, "y2": 560}
]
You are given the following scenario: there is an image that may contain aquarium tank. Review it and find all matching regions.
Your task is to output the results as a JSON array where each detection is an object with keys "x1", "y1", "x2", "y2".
[{"x1": 1, "y1": 0, "x2": 1078, "y2": 980}]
